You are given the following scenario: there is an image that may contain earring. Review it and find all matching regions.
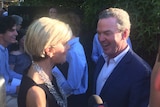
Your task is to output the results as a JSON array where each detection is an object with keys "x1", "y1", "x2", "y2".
[{"x1": 49, "y1": 53, "x2": 53, "y2": 58}]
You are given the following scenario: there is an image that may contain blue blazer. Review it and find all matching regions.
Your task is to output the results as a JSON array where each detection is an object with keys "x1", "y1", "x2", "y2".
[{"x1": 93, "y1": 49, "x2": 151, "y2": 107}]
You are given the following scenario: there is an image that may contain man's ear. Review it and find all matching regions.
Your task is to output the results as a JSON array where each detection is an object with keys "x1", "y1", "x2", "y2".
[{"x1": 122, "y1": 29, "x2": 130, "y2": 40}]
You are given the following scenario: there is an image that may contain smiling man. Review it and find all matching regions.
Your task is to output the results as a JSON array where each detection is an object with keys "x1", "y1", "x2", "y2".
[
  {"x1": 92, "y1": 8, "x2": 151, "y2": 107},
  {"x1": 0, "y1": 16, "x2": 22, "y2": 107}
]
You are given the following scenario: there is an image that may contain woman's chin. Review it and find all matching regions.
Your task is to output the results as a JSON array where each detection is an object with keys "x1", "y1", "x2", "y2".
[{"x1": 60, "y1": 59, "x2": 67, "y2": 64}]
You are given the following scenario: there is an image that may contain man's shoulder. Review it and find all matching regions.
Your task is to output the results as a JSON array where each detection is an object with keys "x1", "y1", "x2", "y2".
[{"x1": 125, "y1": 50, "x2": 151, "y2": 71}]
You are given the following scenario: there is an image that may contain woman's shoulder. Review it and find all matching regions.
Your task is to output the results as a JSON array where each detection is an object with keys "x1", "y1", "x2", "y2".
[{"x1": 26, "y1": 85, "x2": 46, "y2": 107}]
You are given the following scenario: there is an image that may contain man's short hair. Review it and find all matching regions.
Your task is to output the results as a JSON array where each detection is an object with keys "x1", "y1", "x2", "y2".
[{"x1": 0, "y1": 16, "x2": 16, "y2": 34}]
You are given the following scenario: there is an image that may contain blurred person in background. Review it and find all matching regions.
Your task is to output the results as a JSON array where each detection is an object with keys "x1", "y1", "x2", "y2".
[
  {"x1": 0, "y1": 16, "x2": 22, "y2": 107},
  {"x1": 49, "y1": 7, "x2": 58, "y2": 19},
  {"x1": 9, "y1": 29, "x2": 32, "y2": 75}
]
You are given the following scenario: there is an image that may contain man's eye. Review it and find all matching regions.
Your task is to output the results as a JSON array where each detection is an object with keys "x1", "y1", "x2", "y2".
[{"x1": 104, "y1": 32, "x2": 111, "y2": 36}]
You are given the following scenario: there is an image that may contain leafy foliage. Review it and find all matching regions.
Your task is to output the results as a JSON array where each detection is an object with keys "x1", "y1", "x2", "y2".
[{"x1": 20, "y1": 0, "x2": 85, "y2": 7}]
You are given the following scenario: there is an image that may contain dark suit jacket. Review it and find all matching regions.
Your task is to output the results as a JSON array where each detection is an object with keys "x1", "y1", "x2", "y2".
[{"x1": 93, "y1": 49, "x2": 151, "y2": 107}]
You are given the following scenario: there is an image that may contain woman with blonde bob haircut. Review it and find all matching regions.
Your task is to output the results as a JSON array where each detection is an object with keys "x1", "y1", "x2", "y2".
[{"x1": 18, "y1": 17, "x2": 72, "y2": 107}]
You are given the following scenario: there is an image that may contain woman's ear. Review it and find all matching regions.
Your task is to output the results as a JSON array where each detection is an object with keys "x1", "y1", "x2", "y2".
[{"x1": 44, "y1": 46, "x2": 55, "y2": 58}]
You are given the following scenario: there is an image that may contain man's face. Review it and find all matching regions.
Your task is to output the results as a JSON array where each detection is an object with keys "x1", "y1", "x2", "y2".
[
  {"x1": 49, "y1": 8, "x2": 57, "y2": 19},
  {"x1": 0, "y1": 25, "x2": 18, "y2": 47},
  {"x1": 97, "y1": 17, "x2": 124, "y2": 58}
]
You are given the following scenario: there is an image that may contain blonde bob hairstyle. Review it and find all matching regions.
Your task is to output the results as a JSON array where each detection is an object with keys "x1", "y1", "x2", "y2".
[{"x1": 24, "y1": 17, "x2": 72, "y2": 61}]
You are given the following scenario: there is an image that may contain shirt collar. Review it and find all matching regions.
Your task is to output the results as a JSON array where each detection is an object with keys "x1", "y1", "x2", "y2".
[
  {"x1": 0, "y1": 44, "x2": 7, "y2": 51},
  {"x1": 68, "y1": 37, "x2": 79, "y2": 45},
  {"x1": 104, "y1": 46, "x2": 130, "y2": 64}
]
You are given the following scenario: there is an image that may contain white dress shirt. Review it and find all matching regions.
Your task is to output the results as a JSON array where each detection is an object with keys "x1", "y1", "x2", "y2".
[{"x1": 96, "y1": 46, "x2": 130, "y2": 95}]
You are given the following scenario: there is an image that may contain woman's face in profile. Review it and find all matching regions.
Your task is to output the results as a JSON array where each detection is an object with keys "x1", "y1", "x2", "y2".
[{"x1": 50, "y1": 41, "x2": 70, "y2": 64}]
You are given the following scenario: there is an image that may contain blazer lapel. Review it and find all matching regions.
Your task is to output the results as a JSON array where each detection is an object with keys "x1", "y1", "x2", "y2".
[{"x1": 100, "y1": 50, "x2": 132, "y2": 95}]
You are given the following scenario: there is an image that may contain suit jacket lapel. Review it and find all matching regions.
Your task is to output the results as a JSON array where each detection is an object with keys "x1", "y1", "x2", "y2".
[{"x1": 100, "y1": 49, "x2": 132, "y2": 95}]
